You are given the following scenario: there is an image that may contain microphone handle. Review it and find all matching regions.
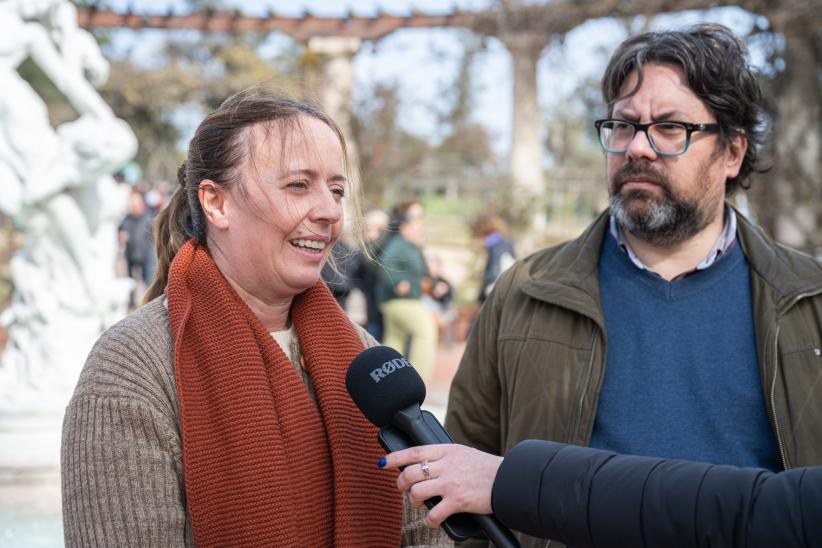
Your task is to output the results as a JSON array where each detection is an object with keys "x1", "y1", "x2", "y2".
[
  {"x1": 475, "y1": 515, "x2": 521, "y2": 548},
  {"x1": 391, "y1": 406, "x2": 522, "y2": 548},
  {"x1": 392, "y1": 406, "x2": 451, "y2": 445}
]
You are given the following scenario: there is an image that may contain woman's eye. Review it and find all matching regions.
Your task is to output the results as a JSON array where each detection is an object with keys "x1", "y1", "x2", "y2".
[
  {"x1": 287, "y1": 180, "x2": 309, "y2": 190},
  {"x1": 332, "y1": 187, "x2": 346, "y2": 198}
]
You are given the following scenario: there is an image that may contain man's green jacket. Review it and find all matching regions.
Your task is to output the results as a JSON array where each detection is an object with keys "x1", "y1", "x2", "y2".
[{"x1": 447, "y1": 209, "x2": 822, "y2": 536}]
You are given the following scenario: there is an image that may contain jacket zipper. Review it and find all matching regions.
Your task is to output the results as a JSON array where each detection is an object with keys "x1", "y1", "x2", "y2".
[
  {"x1": 769, "y1": 325, "x2": 788, "y2": 470},
  {"x1": 769, "y1": 289, "x2": 822, "y2": 470}
]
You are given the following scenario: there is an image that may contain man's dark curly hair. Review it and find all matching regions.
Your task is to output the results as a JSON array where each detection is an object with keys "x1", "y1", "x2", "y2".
[{"x1": 601, "y1": 24, "x2": 769, "y2": 195}]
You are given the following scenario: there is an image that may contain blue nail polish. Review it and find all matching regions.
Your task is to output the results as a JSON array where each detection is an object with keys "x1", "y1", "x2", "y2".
[{"x1": 377, "y1": 457, "x2": 387, "y2": 468}]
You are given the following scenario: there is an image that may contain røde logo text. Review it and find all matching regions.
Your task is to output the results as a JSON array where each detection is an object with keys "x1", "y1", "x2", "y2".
[{"x1": 370, "y1": 357, "x2": 413, "y2": 383}]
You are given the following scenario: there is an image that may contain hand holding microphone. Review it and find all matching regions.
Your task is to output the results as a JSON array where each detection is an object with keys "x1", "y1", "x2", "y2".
[
  {"x1": 346, "y1": 346, "x2": 521, "y2": 548},
  {"x1": 381, "y1": 444, "x2": 503, "y2": 527}
]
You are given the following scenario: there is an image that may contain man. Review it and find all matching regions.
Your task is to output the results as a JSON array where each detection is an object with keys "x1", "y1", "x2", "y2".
[{"x1": 445, "y1": 24, "x2": 822, "y2": 548}]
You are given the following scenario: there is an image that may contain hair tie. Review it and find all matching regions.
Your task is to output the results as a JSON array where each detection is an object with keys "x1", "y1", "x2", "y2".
[{"x1": 177, "y1": 161, "x2": 188, "y2": 187}]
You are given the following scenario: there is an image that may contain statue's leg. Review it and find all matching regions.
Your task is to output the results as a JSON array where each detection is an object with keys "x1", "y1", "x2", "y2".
[{"x1": 42, "y1": 194, "x2": 100, "y2": 300}]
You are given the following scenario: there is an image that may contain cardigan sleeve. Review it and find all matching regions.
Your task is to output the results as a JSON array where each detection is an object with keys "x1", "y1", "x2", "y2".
[
  {"x1": 492, "y1": 440, "x2": 822, "y2": 548},
  {"x1": 61, "y1": 393, "x2": 191, "y2": 547},
  {"x1": 60, "y1": 299, "x2": 193, "y2": 547}
]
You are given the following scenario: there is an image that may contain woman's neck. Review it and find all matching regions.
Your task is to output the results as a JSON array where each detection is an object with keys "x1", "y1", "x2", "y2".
[
  {"x1": 231, "y1": 285, "x2": 292, "y2": 332},
  {"x1": 210, "y1": 253, "x2": 293, "y2": 332}
]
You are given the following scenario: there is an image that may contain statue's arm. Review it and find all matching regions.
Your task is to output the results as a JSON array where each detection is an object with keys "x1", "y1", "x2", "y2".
[{"x1": 21, "y1": 20, "x2": 111, "y2": 118}]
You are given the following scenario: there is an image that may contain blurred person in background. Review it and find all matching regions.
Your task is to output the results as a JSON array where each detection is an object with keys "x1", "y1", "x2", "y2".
[
  {"x1": 321, "y1": 238, "x2": 361, "y2": 309},
  {"x1": 61, "y1": 89, "x2": 449, "y2": 548},
  {"x1": 376, "y1": 200, "x2": 437, "y2": 380},
  {"x1": 354, "y1": 208, "x2": 390, "y2": 340},
  {"x1": 118, "y1": 188, "x2": 157, "y2": 306},
  {"x1": 422, "y1": 253, "x2": 457, "y2": 347},
  {"x1": 470, "y1": 211, "x2": 515, "y2": 304},
  {"x1": 144, "y1": 186, "x2": 165, "y2": 215}
]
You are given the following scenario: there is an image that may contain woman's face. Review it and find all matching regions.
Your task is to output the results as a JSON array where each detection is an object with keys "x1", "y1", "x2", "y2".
[{"x1": 214, "y1": 116, "x2": 346, "y2": 302}]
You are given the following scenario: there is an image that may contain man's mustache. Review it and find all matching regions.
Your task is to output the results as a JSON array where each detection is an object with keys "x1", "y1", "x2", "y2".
[{"x1": 613, "y1": 161, "x2": 668, "y2": 192}]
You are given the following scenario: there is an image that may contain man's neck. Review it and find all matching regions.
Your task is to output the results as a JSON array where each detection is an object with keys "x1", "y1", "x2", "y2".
[{"x1": 622, "y1": 212, "x2": 726, "y2": 281}]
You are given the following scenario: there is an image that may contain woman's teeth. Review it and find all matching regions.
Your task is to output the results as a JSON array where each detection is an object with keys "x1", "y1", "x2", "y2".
[{"x1": 291, "y1": 239, "x2": 326, "y2": 251}]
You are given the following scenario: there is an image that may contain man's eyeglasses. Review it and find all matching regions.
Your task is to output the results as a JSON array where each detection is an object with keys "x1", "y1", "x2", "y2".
[{"x1": 594, "y1": 119, "x2": 720, "y2": 157}]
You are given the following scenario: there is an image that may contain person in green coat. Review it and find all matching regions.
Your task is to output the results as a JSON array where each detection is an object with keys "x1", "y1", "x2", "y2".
[{"x1": 376, "y1": 200, "x2": 437, "y2": 380}]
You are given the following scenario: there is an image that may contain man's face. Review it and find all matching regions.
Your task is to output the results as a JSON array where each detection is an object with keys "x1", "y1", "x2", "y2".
[{"x1": 606, "y1": 63, "x2": 746, "y2": 245}]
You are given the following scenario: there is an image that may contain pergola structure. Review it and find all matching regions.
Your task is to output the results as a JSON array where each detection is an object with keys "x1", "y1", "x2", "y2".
[
  {"x1": 76, "y1": 7, "x2": 475, "y2": 40},
  {"x1": 76, "y1": 1, "x2": 822, "y2": 243},
  {"x1": 77, "y1": 6, "x2": 550, "y2": 230}
]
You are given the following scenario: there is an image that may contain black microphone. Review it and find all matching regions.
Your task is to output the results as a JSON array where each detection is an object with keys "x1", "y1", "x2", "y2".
[{"x1": 346, "y1": 346, "x2": 521, "y2": 548}]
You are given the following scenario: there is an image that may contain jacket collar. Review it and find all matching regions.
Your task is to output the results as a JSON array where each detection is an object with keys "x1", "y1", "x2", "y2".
[
  {"x1": 521, "y1": 210, "x2": 610, "y2": 328},
  {"x1": 521, "y1": 205, "x2": 822, "y2": 319},
  {"x1": 735, "y1": 209, "x2": 822, "y2": 311}
]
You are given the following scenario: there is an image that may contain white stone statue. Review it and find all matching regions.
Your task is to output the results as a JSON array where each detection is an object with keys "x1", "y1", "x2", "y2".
[{"x1": 0, "y1": 0, "x2": 137, "y2": 419}]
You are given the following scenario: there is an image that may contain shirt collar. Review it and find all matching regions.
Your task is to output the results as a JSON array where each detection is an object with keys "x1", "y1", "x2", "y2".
[{"x1": 609, "y1": 206, "x2": 737, "y2": 277}]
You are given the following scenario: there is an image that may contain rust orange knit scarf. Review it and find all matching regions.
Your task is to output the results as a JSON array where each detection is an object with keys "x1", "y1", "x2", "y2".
[{"x1": 166, "y1": 240, "x2": 403, "y2": 547}]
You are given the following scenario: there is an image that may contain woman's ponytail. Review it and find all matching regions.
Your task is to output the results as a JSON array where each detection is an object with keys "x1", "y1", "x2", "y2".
[{"x1": 142, "y1": 162, "x2": 195, "y2": 303}]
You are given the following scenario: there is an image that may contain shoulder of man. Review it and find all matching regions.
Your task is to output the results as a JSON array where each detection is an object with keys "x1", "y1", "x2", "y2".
[
  {"x1": 736, "y1": 211, "x2": 822, "y2": 293},
  {"x1": 515, "y1": 211, "x2": 610, "y2": 282}
]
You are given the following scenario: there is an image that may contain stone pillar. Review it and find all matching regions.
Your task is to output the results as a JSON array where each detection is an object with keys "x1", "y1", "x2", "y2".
[
  {"x1": 306, "y1": 36, "x2": 363, "y2": 236},
  {"x1": 307, "y1": 36, "x2": 362, "y2": 178},
  {"x1": 770, "y1": 20, "x2": 820, "y2": 251},
  {"x1": 501, "y1": 32, "x2": 550, "y2": 243}
]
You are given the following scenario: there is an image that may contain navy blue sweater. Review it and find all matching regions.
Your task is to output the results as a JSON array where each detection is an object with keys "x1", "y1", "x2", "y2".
[{"x1": 591, "y1": 234, "x2": 779, "y2": 470}]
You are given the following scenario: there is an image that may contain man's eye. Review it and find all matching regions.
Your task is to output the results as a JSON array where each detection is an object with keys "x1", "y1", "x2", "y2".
[
  {"x1": 609, "y1": 121, "x2": 633, "y2": 133},
  {"x1": 655, "y1": 123, "x2": 684, "y2": 134}
]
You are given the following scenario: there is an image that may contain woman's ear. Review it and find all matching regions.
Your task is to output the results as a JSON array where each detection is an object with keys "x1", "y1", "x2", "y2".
[{"x1": 199, "y1": 180, "x2": 229, "y2": 230}]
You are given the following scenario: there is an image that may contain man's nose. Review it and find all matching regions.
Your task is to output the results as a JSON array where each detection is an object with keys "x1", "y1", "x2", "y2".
[{"x1": 625, "y1": 128, "x2": 658, "y2": 162}]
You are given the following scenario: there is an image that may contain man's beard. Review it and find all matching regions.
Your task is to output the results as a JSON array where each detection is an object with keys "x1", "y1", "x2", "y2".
[{"x1": 609, "y1": 161, "x2": 713, "y2": 246}]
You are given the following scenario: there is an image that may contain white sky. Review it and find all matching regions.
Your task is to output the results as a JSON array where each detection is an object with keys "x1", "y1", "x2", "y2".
[{"x1": 100, "y1": 1, "x2": 764, "y2": 158}]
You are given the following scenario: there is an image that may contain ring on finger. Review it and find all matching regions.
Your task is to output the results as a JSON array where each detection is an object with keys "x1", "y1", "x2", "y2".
[{"x1": 421, "y1": 460, "x2": 431, "y2": 479}]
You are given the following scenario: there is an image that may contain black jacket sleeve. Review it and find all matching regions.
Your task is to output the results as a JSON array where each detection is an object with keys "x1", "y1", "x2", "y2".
[{"x1": 491, "y1": 440, "x2": 822, "y2": 548}]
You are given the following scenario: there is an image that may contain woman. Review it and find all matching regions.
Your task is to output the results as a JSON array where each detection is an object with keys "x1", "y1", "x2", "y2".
[
  {"x1": 383, "y1": 442, "x2": 822, "y2": 547},
  {"x1": 375, "y1": 201, "x2": 437, "y2": 380},
  {"x1": 61, "y1": 89, "x2": 449, "y2": 547}
]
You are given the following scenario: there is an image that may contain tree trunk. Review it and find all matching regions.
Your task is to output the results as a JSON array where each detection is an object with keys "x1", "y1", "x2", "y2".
[{"x1": 754, "y1": 18, "x2": 821, "y2": 254}]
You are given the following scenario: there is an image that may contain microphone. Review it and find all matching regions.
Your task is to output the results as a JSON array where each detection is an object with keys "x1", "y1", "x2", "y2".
[{"x1": 346, "y1": 346, "x2": 521, "y2": 548}]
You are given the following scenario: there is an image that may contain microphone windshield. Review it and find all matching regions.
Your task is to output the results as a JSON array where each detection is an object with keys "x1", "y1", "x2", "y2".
[{"x1": 345, "y1": 346, "x2": 426, "y2": 427}]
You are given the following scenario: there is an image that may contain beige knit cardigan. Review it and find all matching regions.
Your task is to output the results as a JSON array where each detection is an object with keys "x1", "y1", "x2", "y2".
[{"x1": 61, "y1": 296, "x2": 451, "y2": 547}]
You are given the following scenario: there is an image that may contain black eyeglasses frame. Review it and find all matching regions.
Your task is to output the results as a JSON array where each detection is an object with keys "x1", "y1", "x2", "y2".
[{"x1": 594, "y1": 118, "x2": 721, "y2": 157}]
